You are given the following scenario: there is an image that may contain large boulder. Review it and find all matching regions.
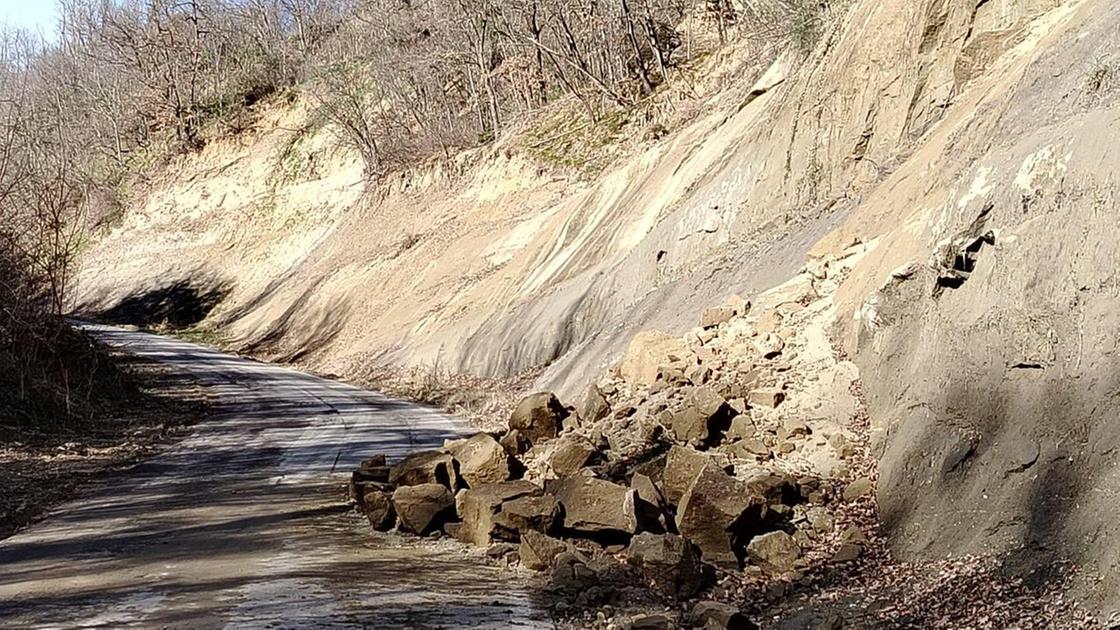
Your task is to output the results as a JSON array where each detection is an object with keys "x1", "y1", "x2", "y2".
[
  {"x1": 619, "y1": 331, "x2": 691, "y2": 387},
  {"x1": 445, "y1": 433, "x2": 511, "y2": 487},
  {"x1": 519, "y1": 530, "x2": 569, "y2": 571},
  {"x1": 576, "y1": 383, "x2": 612, "y2": 425},
  {"x1": 548, "y1": 475, "x2": 653, "y2": 536},
  {"x1": 492, "y1": 494, "x2": 561, "y2": 538},
  {"x1": 543, "y1": 435, "x2": 599, "y2": 477},
  {"x1": 676, "y1": 463, "x2": 765, "y2": 567},
  {"x1": 389, "y1": 450, "x2": 458, "y2": 488},
  {"x1": 660, "y1": 446, "x2": 710, "y2": 506},
  {"x1": 392, "y1": 483, "x2": 455, "y2": 534},
  {"x1": 626, "y1": 532, "x2": 706, "y2": 599},
  {"x1": 352, "y1": 481, "x2": 396, "y2": 531},
  {"x1": 455, "y1": 480, "x2": 541, "y2": 546},
  {"x1": 509, "y1": 393, "x2": 568, "y2": 444}
]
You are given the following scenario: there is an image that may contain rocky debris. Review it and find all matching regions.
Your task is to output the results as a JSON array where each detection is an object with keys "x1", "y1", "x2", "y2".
[
  {"x1": 626, "y1": 532, "x2": 706, "y2": 599},
  {"x1": 355, "y1": 453, "x2": 390, "y2": 482},
  {"x1": 691, "y1": 601, "x2": 755, "y2": 630},
  {"x1": 499, "y1": 428, "x2": 531, "y2": 456},
  {"x1": 660, "y1": 446, "x2": 710, "y2": 506},
  {"x1": 392, "y1": 483, "x2": 454, "y2": 534},
  {"x1": 700, "y1": 306, "x2": 736, "y2": 329},
  {"x1": 548, "y1": 475, "x2": 654, "y2": 536},
  {"x1": 389, "y1": 450, "x2": 457, "y2": 488},
  {"x1": 445, "y1": 433, "x2": 512, "y2": 487},
  {"x1": 541, "y1": 435, "x2": 599, "y2": 477},
  {"x1": 670, "y1": 387, "x2": 734, "y2": 446},
  {"x1": 620, "y1": 331, "x2": 691, "y2": 387},
  {"x1": 353, "y1": 481, "x2": 395, "y2": 531},
  {"x1": 747, "y1": 388, "x2": 785, "y2": 409},
  {"x1": 841, "y1": 477, "x2": 873, "y2": 502},
  {"x1": 509, "y1": 392, "x2": 568, "y2": 444},
  {"x1": 627, "y1": 613, "x2": 675, "y2": 629},
  {"x1": 520, "y1": 530, "x2": 569, "y2": 571},
  {"x1": 493, "y1": 493, "x2": 560, "y2": 538},
  {"x1": 577, "y1": 383, "x2": 612, "y2": 425},
  {"x1": 745, "y1": 530, "x2": 800, "y2": 575},
  {"x1": 455, "y1": 480, "x2": 542, "y2": 546},
  {"x1": 676, "y1": 463, "x2": 764, "y2": 567}
]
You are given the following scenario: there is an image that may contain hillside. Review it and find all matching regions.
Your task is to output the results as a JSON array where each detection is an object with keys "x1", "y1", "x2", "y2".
[{"x1": 75, "y1": 0, "x2": 1120, "y2": 621}]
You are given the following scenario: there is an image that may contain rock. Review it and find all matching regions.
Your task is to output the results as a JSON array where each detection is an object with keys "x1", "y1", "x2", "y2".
[
  {"x1": 455, "y1": 480, "x2": 541, "y2": 546},
  {"x1": 831, "y1": 542, "x2": 863, "y2": 563},
  {"x1": 550, "y1": 550, "x2": 598, "y2": 591},
  {"x1": 746, "y1": 531, "x2": 800, "y2": 574},
  {"x1": 509, "y1": 392, "x2": 568, "y2": 444},
  {"x1": 727, "y1": 294, "x2": 752, "y2": 317},
  {"x1": 676, "y1": 463, "x2": 764, "y2": 567},
  {"x1": 389, "y1": 450, "x2": 457, "y2": 488},
  {"x1": 700, "y1": 306, "x2": 736, "y2": 329},
  {"x1": 842, "y1": 477, "x2": 874, "y2": 502},
  {"x1": 630, "y1": 473, "x2": 668, "y2": 511},
  {"x1": 446, "y1": 433, "x2": 511, "y2": 488},
  {"x1": 492, "y1": 493, "x2": 560, "y2": 537},
  {"x1": 747, "y1": 388, "x2": 786, "y2": 409},
  {"x1": 487, "y1": 542, "x2": 518, "y2": 559},
  {"x1": 686, "y1": 362, "x2": 713, "y2": 385},
  {"x1": 629, "y1": 613, "x2": 674, "y2": 629},
  {"x1": 354, "y1": 482, "x2": 396, "y2": 531},
  {"x1": 626, "y1": 533, "x2": 705, "y2": 599},
  {"x1": 692, "y1": 601, "x2": 754, "y2": 630},
  {"x1": 548, "y1": 475, "x2": 651, "y2": 535},
  {"x1": 670, "y1": 387, "x2": 733, "y2": 445},
  {"x1": 660, "y1": 446, "x2": 710, "y2": 506},
  {"x1": 725, "y1": 415, "x2": 756, "y2": 441},
  {"x1": 620, "y1": 331, "x2": 691, "y2": 387},
  {"x1": 755, "y1": 334, "x2": 785, "y2": 359},
  {"x1": 392, "y1": 483, "x2": 455, "y2": 534},
  {"x1": 780, "y1": 418, "x2": 810, "y2": 439},
  {"x1": 545, "y1": 435, "x2": 599, "y2": 477},
  {"x1": 806, "y1": 507, "x2": 835, "y2": 533},
  {"x1": 356, "y1": 454, "x2": 390, "y2": 482},
  {"x1": 361, "y1": 453, "x2": 387, "y2": 468},
  {"x1": 577, "y1": 383, "x2": 612, "y2": 425},
  {"x1": 726, "y1": 438, "x2": 771, "y2": 460},
  {"x1": 499, "y1": 429, "x2": 531, "y2": 456},
  {"x1": 520, "y1": 530, "x2": 568, "y2": 571}
]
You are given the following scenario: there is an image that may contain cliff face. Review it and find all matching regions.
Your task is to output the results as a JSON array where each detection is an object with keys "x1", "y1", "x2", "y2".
[{"x1": 77, "y1": 0, "x2": 1120, "y2": 615}]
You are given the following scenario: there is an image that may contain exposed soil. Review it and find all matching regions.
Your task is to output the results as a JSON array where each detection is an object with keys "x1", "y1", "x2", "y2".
[{"x1": 0, "y1": 344, "x2": 207, "y2": 541}]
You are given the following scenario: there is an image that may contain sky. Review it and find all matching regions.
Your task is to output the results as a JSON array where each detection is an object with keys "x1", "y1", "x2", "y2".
[{"x1": 0, "y1": 0, "x2": 60, "y2": 36}]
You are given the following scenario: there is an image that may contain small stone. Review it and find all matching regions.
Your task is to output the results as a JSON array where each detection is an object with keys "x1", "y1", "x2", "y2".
[
  {"x1": 727, "y1": 294, "x2": 752, "y2": 317},
  {"x1": 842, "y1": 478, "x2": 874, "y2": 502},
  {"x1": 746, "y1": 531, "x2": 800, "y2": 574},
  {"x1": 629, "y1": 613, "x2": 674, "y2": 630},
  {"x1": 831, "y1": 542, "x2": 863, "y2": 563},
  {"x1": 755, "y1": 334, "x2": 785, "y2": 359},
  {"x1": 577, "y1": 383, "x2": 612, "y2": 425},
  {"x1": 692, "y1": 600, "x2": 755, "y2": 630}
]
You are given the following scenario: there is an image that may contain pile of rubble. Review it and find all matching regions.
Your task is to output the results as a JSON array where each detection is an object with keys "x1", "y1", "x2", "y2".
[{"x1": 350, "y1": 249, "x2": 875, "y2": 628}]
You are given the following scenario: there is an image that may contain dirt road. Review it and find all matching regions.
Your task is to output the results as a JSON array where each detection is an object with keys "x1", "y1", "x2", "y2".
[{"x1": 0, "y1": 325, "x2": 549, "y2": 628}]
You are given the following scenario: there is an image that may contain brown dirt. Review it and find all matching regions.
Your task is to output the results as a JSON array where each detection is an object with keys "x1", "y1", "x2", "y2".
[{"x1": 0, "y1": 345, "x2": 207, "y2": 540}]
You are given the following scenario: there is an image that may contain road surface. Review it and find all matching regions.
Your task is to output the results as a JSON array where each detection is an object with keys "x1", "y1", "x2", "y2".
[{"x1": 0, "y1": 325, "x2": 549, "y2": 629}]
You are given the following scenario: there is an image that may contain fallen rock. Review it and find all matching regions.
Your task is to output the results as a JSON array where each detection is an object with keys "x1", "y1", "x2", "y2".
[
  {"x1": 499, "y1": 429, "x2": 531, "y2": 456},
  {"x1": 620, "y1": 331, "x2": 691, "y2": 387},
  {"x1": 446, "y1": 433, "x2": 511, "y2": 488},
  {"x1": 676, "y1": 463, "x2": 763, "y2": 567},
  {"x1": 842, "y1": 477, "x2": 874, "y2": 502},
  {"x1": 747, "y1": 388, "x2": 786, "y2": 409},
  {"x1": 354, "y1": 482, "x2": 395, "y2": 531},
  {"x1": 392, "y1": 483, "x2": 455, "y2": 534},
  {"x1": 550, "y1": 550, "x2": 598, "y2": 592},
  {"x1": 700, "y1": 306, "x2": 736, "y2": 329},
  {"x1": 548, "y1": 475, "x2": 651, "y2": 536},
  {"x1": 520, "y1": 530, "x2": 568, "y2": 571},
  {"x1": 389, "y1": 450, "x2": 457, "y2": 488},
  {"x1": 626, "y1": 532, "x2": 706, "y2": 599},
  {"x1": 492, "y1": 493, "x2": 560, "y2": 537},
  {"x1": 660, "y1": 446, "x2": 710, "y2": 506},
  {"x1": 628, "y1": 613, "x2": 675, "y2": 629},
  {"x1": 544, "y1": 435, "x2": 599, "y2": 477},
  {"x1": 670, "y1": 387, "x2": 734, "y2": 446},
  {"x1": 692, "y1": 600, "x2": 755, "y2": 630},
  {"x1": 510, "y1": 392, "x2": 568, "y2": 444},
  {"x1": 755, "y1": 333, "x2": 785, "y2": 359},
  {"x1": 746, "y1": 530, "x2": 800, "y2": 574},
  {"x1": 577, "y1": 383, "x2": 612, "y2": 425},
  {"x1": 455, "y1": 480, "x2": 541, "y2": 546}
]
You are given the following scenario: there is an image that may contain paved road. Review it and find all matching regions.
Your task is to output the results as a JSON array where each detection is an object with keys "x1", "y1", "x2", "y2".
[{"x1": 0, "y1": 326, "x2": 549, "y2": 629}]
